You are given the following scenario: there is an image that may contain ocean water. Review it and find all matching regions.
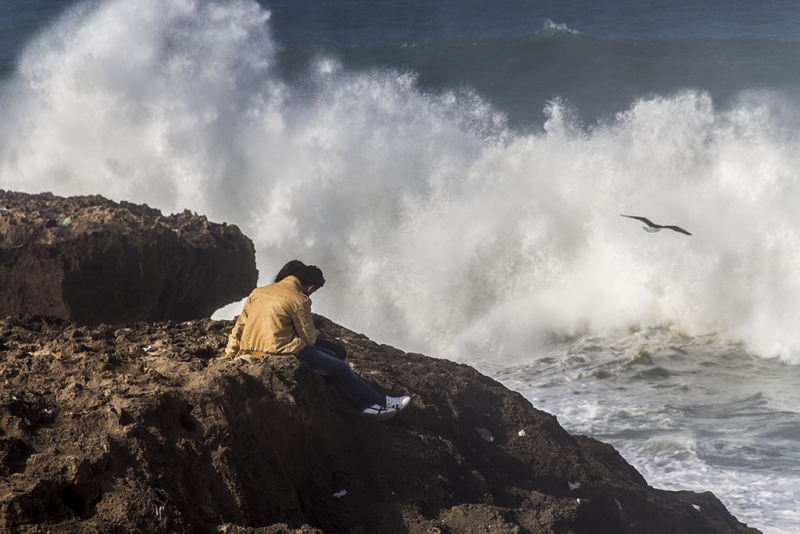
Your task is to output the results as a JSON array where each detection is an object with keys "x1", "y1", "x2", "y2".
[{"x1": 2, "y1": 0, "x2": 800, "y2": 531}]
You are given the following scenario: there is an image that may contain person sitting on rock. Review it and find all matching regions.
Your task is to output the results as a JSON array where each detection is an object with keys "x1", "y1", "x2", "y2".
[
  {"x1": 272, "y1": 259, "x2": 347, "y2": 360},
  {"x1": 223, "y1": 262, "x2": 410, "y2": 421}
]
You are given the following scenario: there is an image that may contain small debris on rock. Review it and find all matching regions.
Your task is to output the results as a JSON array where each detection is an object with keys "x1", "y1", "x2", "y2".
[{"x1": 476, "y1": 428, "x2": 494, "y2": 442}]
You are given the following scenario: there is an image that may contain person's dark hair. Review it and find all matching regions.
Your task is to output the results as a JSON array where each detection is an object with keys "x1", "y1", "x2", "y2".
[
  {"x1": 274, "y1": 260, "x2": 306, "y2": 283},
  {"x1": 295, "y1": 265, "x2": 325, "y2": 289}
]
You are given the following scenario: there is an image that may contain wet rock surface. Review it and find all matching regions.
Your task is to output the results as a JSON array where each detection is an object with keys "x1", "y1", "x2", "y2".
[
  {"x1": 0, "y1": 190, "x2": 257, "y2": 325},
  {"x1": 0, "y1": 313, "x2": 760, "y2": 534}
]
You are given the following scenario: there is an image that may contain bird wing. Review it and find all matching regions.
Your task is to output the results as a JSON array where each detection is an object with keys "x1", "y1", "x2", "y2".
[
  {"x1": 664, "y1": 225, "x2": 692, "y2": 236},
  {"x1": 620, "y1": 214, "x2": 657, "y2": 227}
]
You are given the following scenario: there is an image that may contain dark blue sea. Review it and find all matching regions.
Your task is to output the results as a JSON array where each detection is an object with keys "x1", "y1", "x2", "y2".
[{"x1": 3, "y1": 1, "x2": 800, "y2": 531}]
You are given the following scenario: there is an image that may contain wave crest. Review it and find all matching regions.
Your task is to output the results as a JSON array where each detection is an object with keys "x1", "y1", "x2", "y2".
[{"x1": 4, "y1": 0, "x2": 800, "y2": 362}]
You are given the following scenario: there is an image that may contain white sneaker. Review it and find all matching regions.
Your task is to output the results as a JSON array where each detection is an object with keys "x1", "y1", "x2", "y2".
[
  {"x1": 361, "y1": 395, "x2": 411, "y2": 421},
  {"x1": 385, "y1": 395, "x2": 411, "y2": 412}
]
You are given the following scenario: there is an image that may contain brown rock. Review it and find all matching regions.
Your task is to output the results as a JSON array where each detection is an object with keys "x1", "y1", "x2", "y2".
[
  {"x1": 0, "y1": 190, "x2": 257, "y2": 325},
  {"x1": 0, "y1": 314, "x2": 760, "y2": 534}
]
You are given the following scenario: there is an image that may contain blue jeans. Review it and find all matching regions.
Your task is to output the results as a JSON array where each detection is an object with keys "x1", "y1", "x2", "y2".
[{"x1": 297, "y1": 345, "x2": 384, "y2": 410}]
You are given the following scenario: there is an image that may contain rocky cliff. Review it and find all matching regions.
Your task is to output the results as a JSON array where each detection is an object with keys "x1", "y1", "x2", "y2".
[
  {"x1": 0, "y1": 313, "x2": 760, "y2": 534},
  {"x1": 0, "y1": 191, "x2": 257, "y2": 325}
]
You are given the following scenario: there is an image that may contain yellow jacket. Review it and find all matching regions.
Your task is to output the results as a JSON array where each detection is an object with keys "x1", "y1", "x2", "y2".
[{"x1": 224, "y1": 275, "x2": 317, "y2": 357}]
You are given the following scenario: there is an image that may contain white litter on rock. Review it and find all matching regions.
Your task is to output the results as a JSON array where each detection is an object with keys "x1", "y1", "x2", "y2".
[
  {"x1": 568, "y1": 481, "x2": 580, "y2": 491},
  {"x1": 333, "y1": 490, "x2": 347, "y2": 498}
]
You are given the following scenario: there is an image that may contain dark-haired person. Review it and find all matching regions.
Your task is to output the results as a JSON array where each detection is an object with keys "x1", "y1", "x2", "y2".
[
  {"x1": 223, "y1": 264, "x2": 410, "y2": 421},
  {"x1": 273, "y1": 259, "x2": 306, "y2": 284},
  {"x1": 272, "y1": 259, "x2": 347, "y2": 360}
]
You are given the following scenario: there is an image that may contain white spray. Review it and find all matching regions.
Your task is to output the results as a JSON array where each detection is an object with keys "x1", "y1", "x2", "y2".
[{"x1": 2, "y1": 0, "x2": 800, "y2": 361}]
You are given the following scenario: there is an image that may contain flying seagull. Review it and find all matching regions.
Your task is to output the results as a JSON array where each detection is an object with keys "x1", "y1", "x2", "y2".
[{"x1": 620, "y1": 214, "x2": 691, "y2": 235}]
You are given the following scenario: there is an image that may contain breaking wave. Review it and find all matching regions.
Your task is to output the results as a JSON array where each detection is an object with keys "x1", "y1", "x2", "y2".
[{"x1": 3, "y1": 0, "x2": 800, "y2": 361}]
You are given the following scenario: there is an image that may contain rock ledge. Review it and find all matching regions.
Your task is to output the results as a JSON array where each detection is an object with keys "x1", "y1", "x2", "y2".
[
  {"x1": 0, "y1": 190, "x2": 257, "y2": 325},
  {"x1": 0, "y1": 314, "x2": 760, "y2": 534}
]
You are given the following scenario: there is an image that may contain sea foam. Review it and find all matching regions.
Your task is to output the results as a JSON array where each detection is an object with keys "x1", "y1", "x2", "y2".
[{"x1": 3, "y1": 0, "x2": 800, "y2": 362}]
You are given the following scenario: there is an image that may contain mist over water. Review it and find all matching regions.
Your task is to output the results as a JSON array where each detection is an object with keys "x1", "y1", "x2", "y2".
[{"x1": 3, "y1": 0, "x2": 800, "y2": 365}]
